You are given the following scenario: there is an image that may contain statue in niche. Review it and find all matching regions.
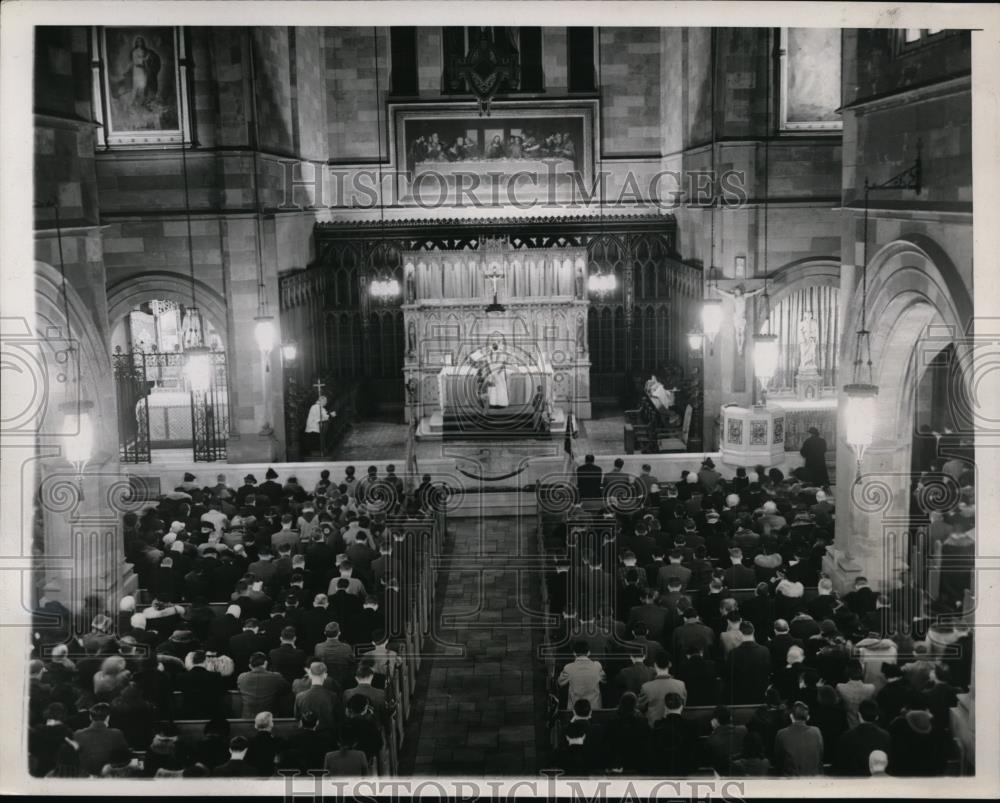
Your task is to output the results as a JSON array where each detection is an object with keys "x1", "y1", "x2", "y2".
[
  {"x1": 798, "y1": 310, "x2": 819, "y2": 372},
  {"x1": 407, "y1": 320, "x2": 417, "y2": 358},
  {"x1": 576, "y1": 316, "x2": 586, "y2": 354},
  {"x1": 575, "y1": 265, "x2": 586, "y2": 299},
  {"x1": 405, "y1": 269, "x2": 416, "y2": 304}
]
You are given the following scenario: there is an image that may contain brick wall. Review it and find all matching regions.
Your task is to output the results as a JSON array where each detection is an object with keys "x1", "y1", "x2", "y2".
[
  {"x1": 325, "y1": 27, "x2": 389, "y2": 161},
  {"x1": 599, "y1": 28, "x2": 661, "y2": 156},
  {"x1": 252, "y1": 28, "x2": 294, "y2": 154}
]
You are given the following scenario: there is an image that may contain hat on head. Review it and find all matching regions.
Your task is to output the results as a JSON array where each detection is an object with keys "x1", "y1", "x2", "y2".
[
  {"x1": 266, "y1": 468, "x2": 278, "y2": 480},
  {"x1": 808, "y1": 427, "x2": 820, "y2": 436},
  {"x1": 244, "y1": 474, "x2": 257, "y2": 484},
  {"x1": 183, "y1": 472, "x2": 196, "y2": 482},
  {"x1": 686, "y1": 473, "x2": 698, "y2": 485},
  {"x1": 170, "y1": 521, "x2": 185, "y2": 534},
  {"x1": 815, "y1": 490, "x2": 827, "y2": 502},
  {"x1": 702, "y1": 458, "x2": 715, "y2": 469},
  {"x1": 819, "y1": 619, "x2": 838, "y2": 636},
  {"x1": 725, "y1": 493, "x2": 740, "y2": 508},
  {"x1": 763, "y1": 501, "x2": 778, "y2": 514},
  {"x1": 171, "y1": 540, "x2": 185, "y2": 553},
  {"x1": 226, "y1": 604, "x2": 242, "y2": 618}
]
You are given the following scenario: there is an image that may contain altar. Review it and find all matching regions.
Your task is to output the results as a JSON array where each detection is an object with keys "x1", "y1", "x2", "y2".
[{"x1": 402, "y1": 237, "x2": 592, "y2": 438}]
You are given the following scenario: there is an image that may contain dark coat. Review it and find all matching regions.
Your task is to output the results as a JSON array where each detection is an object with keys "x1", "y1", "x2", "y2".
[
  {"x1": 799, "y1": 435, "x2": 829, "y2": 486},
  {"x1": 834, "y1": 721, "x2": 890, "y2": 776},
  {"x1": 725, "y1": 641, "x2": 771, "y2": 705}
]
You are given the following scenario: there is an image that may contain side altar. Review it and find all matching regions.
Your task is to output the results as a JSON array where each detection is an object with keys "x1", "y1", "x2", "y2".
[{"x1": 401, "y1": 237, "x2": 592, "y2": 438}]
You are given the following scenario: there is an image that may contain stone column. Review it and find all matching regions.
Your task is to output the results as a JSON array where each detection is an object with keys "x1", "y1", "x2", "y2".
[{"x1": 223, "y1": 214, "x2": 281, "y2": 463}]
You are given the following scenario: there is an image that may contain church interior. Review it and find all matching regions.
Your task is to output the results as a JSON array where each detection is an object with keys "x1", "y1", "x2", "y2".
[{"x1": 17, "y1": 20, "x2": 980, "y2": 782}]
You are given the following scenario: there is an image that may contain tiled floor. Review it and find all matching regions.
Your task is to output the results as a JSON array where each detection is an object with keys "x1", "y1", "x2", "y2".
[{"x1": 401, "y1": 516, "x2": 551, "y2": 776}]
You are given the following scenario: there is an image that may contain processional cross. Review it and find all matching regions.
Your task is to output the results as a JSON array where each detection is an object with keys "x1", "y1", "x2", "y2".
[{"x1": 313, "y1": 378, "x2": 325, "y2": 399}]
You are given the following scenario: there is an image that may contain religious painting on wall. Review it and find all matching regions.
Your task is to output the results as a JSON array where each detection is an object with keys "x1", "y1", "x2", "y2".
[
  {"x1": 391, "y1": 101, "x2": 597, "y2": 205},
  {"x1": 779, "y1": 28, "x2": 843, "y2": 131},
  {"x1": 94, "y1": 27, "x2": 190, "y2": 147}
]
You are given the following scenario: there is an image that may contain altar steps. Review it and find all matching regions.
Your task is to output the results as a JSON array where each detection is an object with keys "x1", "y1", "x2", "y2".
[{"x1": 416, "y1": 407, "x2": 567, "y2": 441}]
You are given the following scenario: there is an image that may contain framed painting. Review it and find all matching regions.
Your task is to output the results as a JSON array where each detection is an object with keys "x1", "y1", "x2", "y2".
[
  {"x1": 93, "y1": 27, "x2": 191, "y2": 147},
  {"x1": 390, "y1": 100, "x2": 597, "y2": 206},
  {"x1": 779, "y1": 28, "x2": 843, "y2": 131}
]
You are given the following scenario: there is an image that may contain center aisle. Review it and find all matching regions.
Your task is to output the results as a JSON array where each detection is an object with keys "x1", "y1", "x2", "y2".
[{"x1": 399, "y1": 514, "x2": 551, "y2": 775}]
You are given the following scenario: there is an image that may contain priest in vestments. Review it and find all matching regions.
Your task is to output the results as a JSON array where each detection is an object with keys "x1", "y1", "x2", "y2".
[
  {"x1": 304, "y1": 395, "x2": 335, "y2": 456},
  {"x1": 485, "y1": 342, "x2": 509, "y2": 409}
]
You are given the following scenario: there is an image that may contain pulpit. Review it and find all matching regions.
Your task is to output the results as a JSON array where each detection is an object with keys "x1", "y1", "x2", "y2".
[
  {"x1": 402, "y1": 237, "x2": 592, "y2": 438},
  {"x1": 719, "y1": 403, "x2": 787, "y2": 469}
]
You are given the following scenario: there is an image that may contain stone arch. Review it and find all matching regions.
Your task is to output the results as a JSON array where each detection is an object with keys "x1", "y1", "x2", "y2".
[
  {"x1": 105, "y1": 271, "x2": 229, "y2": 341},
  {"x1": 765, "y1": 256, "x2": 841, "y2": 308},
  {"x1": 33, "y1": 261, "x2": 116, "y2": 448},
  {"x1": 833, "y1": 237, "x2": 972, "y2": 590}
]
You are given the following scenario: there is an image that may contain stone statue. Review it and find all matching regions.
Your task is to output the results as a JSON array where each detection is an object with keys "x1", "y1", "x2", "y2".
[
  {"x1": 716, "y1": 283, "x2": 765, "y2": 356},
  {"x1": 405, "y1": 269, "x2": 416, "y2": 303},
  {"x1": 576, "y1": 316, "x2": 586, "y2": 353},
  {"x1": 798, "y1": 311, "x2": 819, "y2": 372},
  {"x1": 407, "y1": 320, "x2": 417, "y2": 358},
  {"x1": 575, "y1": 266, "x2": 586, "y2": 299}
]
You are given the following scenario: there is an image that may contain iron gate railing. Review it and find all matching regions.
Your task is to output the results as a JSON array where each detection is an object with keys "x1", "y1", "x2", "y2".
[{"x1": 112, "y1": 346, "x2": 229, "y2": 463}]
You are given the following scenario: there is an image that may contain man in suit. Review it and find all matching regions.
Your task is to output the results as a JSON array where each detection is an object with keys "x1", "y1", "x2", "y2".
[
  {"x1": 768, "y1": 619, "x2": 805, "y2": 668},
  {"x1": 178, "y1": 650, "x2": 228, "y2": 719},
  {"x1": 627, "y1": 589, "x2": 671, "y2": 646},
  {"x1": 298, "y1": 594, "x2": 334, "y2": 655},
  {"x1": 294, "y1": 662, "x2": 341, "y2": 731},
  {"x1": 725, "y1": 622, "x2": 771, "y2": 705},
  {"x1": 227, "y1": 619, "x2": 270, "y2": 675},
  {"x1": 843, "y1": 576, "x2": 878, "y2": 618},
  {"x1": 723, "y1": 548, "x2": 757, "y2": 590},
  {"x1": 314, "y1": 622, "x2": 356, "y2": 688},
  {"x1": 636, "y1": 651, "x2": 687, "y2": 725},
  {"x1": 774, "y1": 702, "x2": 825, "y2": 776},
  {"x1": 557, "y1": 640, "x2": 606, "y2": 711},
  {"x1": 245, "y1": 711, "x2": 286, "y2": 776},
  {"x1": 550, "y1": 721, "x2": 592, "y2": 775},
  {"x1": 613, "y1": 653, "x2": 657, "y2": 702},
  {"x1": 648, "y1": 692, "x2": 698, "y2": 774},
  {"x1": 576, "y1": 454, "x2": 603, "y2": 501},
  {"x1": 807, "y1": 578, "x2": 838, "y2": 622},
  {"x1": 834, "y1": 699, "x2": 890, "y2": 776},
  {"x1": 702, "y1": 705, "x2": 748, "y2": 774},
  {"x1": 268, "y1": 626, "x2": 307, "y2": 684},
  {"x1": 672, "y1": 608, "x2": 715, "y2": 662},
  {"x1": 73, "y1": 703, "x2": 130, "y2": 776},
  {"x1": 342, "y1": 665, "x2": 386, "y2": 720},
  {"x1": 674, "y1": 645, "x2": 720, "y2": 707},
  {"x1": 212, "y1": 735, "x2": 257, "y2": 777},
  {"x1": 258, "y1": 468, "x2": 284, "y2": 505},
  {"x1": 237, "y1": 652, "x2": 291, "y2": 718},
  {"x1": 656, "y1": 551, "x2": 692, "y2": 594},
  {"x1": 279, "y1": 710, "x2": 333, "y2": 774}
]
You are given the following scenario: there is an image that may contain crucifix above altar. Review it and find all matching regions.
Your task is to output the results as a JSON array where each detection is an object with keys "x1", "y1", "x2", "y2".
[{"x1": 400, "y1": 238, "x2": 593, "y2": 433}]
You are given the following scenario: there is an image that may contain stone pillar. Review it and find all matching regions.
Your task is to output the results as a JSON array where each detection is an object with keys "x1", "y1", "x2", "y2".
[{"x1": 223, "y1": 215, "x2": 281, "y2": 463}]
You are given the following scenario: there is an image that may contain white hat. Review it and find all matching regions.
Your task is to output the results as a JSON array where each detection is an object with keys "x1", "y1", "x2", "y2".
[
  {"x1": 130, "y1": 613, "x2": 147, "y2": 629},
  {"x1": 686, "y1": 473, "x2": 698, "y2": 484},
  {"x1": 815, "y1": 490, "x2": 827, "y2": 502},
  {"x1": 763, "y1": 501, "x2": 778, "y2": 514},
  {"x1": 119, "y1": 595, "x2": 136, "y2": 612},
  {"x1": 725, "y1": 494, "x2": 740, "y2": 508},
  {"x1": 169, "y1": 521, "x2": 185, "y2": 533},
  {"x1": 747, "y1": 472, "x2": 759, "y2": 484},
  {"x1": 226, "y1": 604, "x2": 242, "y2": 618},
  {"x1": 171, "y1": 540, "x2": 185, "y2": 553},
  {"x1": 162, "y1": 532, "x2": 177, "y2": 547}
]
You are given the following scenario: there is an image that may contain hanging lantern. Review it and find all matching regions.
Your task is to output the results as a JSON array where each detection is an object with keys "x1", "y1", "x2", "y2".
[
  {"x1": 253, "y1": 315, "x2": 277, "y2": 356},
  {"x1": 587, "y1": 271, "x2": 617, "y2": 297},
  {"x1": 370, "y1": 276, "x2": 401, "y2": 299},
  {"x1": 687, "y1": 330, "x2": 704, "y2": 352},
  {"x1": 60, "y1": 400, "x2": 94, "y2": 473},
  {"x1": 753, "y1": 333, "x2": 780, "y2": 384},
  {"x1": 184, "y1": 344, "x2": 214, "y2": 393},
  {"x1": 844, "y1": 382, "x2": 879, "y2": 482},
  {"x1": 701, "y1": 298, "x2": 723, "y2": 344}
]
